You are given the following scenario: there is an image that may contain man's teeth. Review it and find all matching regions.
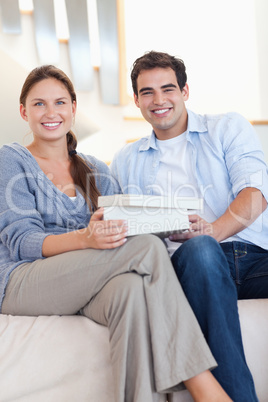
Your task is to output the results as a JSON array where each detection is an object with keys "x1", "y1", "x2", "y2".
[
  {"x1": 43, "y1": 123, "x2": 60, "y2": 127},
  {"x1": 153, "y1": 109, "x2": 169, "y2": 115}
]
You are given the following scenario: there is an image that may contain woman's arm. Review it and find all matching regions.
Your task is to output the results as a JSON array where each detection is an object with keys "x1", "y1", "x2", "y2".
[
  {"x1": 0, "y1": 146, "x2": 48, "y2": 261},
  {"x1": 0, "y1": 146, "x2": 128, "y2": 262},
  {"x1": 42, "y1": 208, "x2": 128, "y2": 257}
]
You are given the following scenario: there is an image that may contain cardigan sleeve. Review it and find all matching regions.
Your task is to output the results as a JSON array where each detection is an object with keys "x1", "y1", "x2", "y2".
[
  {"x1": 0, "y1": 146, "x2": 48, "y2": 262},
  {"x1": 82, "y1": 154, "x2": 121, "y2": 195}
]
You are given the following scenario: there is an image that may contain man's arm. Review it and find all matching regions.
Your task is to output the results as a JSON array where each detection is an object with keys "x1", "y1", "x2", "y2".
[{"x1": 169, "y1": 187, "x2": 267, "y2": 243}]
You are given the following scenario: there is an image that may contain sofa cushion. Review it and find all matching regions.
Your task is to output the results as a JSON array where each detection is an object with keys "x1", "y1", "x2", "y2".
[
  {"x1": 238, "y1": 299, "x2": 268, "y2": 402},
  {"x1": 1, "y1": 299, "x2": 268, "y2": 401},
  {"x1": 168, "y1": 299, "x2": 268, "y2": 402},
  {"x1": 0, "y1": 314, "x2": 115, "y2": 402}
]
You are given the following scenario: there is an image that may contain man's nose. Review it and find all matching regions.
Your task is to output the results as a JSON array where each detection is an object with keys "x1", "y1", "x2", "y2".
[{"x1": 153, "y1": 92, "x2": 166, "y2": 105}]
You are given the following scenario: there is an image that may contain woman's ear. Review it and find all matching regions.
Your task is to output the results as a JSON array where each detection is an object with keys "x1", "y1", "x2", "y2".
[
  {"x1": 72, "y1": 100, "x2": 77, "y2": 117},
  {"x1": 20, "y1": 104, "x2": 28, "y2": 122}
]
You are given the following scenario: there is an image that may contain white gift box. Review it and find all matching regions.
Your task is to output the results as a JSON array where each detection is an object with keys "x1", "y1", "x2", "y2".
[{"x1": 98, "y1": 194, "x2": 203, "y2": 237}]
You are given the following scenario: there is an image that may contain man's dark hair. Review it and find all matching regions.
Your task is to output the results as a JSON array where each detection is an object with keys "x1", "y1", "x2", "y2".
[{"x1": 131, "y1": 50, "x2": 187, "y2": 96}]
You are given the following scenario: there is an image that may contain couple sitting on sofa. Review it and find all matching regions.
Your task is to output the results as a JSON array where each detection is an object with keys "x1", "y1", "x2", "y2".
[{"x1": 0, "y1": 51, "x2": 267, "y2": 402}]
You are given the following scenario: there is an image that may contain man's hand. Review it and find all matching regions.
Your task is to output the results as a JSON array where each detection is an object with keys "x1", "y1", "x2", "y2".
[
  {"x1": 169, "y1": 188, "x2": 267, "y2": 244},
  {"x1": 169, "y1": 214, "x2": 214, "y2": 243}
]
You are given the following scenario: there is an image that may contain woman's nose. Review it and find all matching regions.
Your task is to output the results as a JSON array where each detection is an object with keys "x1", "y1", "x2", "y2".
[{"x1": 45, "y1": 104, "x2": 56, "y2": 118}]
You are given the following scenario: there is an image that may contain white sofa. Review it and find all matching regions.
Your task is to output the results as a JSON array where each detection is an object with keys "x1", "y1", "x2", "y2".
[{"x1": 0, "y1": 299, "x2": 267, "y2": 402}]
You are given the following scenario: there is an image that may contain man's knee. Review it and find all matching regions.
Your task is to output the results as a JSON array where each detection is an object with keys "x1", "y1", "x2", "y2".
[{"x1": 172, "y1": 235, "x2": 227, "y2": 278}]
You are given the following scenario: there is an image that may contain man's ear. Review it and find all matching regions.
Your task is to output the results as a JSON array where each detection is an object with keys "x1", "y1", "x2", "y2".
[
  {"x1": 134, "y1": 93, "x2": 140, "y2": 108},
  {"x1": 20, "y1": 104, "x2": 28, "y2": 122},
  {"x1": 182, "y1": 83, "x2": 189, "y2": 101}
]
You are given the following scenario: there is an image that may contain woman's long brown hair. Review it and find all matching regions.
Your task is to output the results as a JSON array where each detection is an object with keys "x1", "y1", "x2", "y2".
[{"x1": 20, "y1": 65, "x2": 100, "y2": 211}]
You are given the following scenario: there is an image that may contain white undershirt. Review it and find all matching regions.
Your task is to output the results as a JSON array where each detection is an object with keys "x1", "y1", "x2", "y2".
[
  {"x1": 155, "y1": 133, "x2": 201, "y2": 199},
  {"x1": 154, "y1": 134, "x2": 237, "y2": 255}
]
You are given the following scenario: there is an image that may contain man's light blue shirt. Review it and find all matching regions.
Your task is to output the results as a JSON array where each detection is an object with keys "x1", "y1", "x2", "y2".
[{"x1": 110, "y1": 109, "x2": 268, "y2": 250}]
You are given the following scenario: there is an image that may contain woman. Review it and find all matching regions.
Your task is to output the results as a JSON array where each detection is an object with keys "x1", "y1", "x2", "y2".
[{"x1": 0, "y1": 65, "x2": 231, "y2": 401}]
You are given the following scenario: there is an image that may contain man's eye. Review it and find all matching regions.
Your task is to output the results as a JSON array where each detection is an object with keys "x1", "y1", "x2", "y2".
[
  {"x1": 142, "y1": 91, "x2": 152, "y2": 96},
  {"x1": 35, "y1": 102, "x2": 44, "y2": 106},
  {"x1": 56, "y1": 101, "x2": 64, "y2": 105}
]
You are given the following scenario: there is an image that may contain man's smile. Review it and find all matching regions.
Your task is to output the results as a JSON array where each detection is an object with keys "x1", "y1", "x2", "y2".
[{"x1": 151, "y1": 108, "x2": 171, "y2": 115}]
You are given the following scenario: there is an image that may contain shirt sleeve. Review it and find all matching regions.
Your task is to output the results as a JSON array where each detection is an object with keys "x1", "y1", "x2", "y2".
[
  {"x1": 109, "y1": 150, "x2": 123, "y2": 193},
  {"x1": 0, "y1": 146, "x2": 48, "y2": 262},
  {"x1": 222, "y1": 113, "x2": 268, "y2": 201}
]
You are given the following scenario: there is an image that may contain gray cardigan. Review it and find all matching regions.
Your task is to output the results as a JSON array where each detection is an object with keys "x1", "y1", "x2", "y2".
[{"x1": 0, "y1": 142, "x2": 116, "y2": 309}]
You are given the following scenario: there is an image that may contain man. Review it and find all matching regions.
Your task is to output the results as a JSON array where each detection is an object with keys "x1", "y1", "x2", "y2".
[{"x1": 110, "y1": 50, "x2": 268, "y2": 401}]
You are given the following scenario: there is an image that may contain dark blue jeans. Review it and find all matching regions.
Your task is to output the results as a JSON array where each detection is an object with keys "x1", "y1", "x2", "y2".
[{"x1": 171, "y1": 236, "x2": 268, "y2": 402}]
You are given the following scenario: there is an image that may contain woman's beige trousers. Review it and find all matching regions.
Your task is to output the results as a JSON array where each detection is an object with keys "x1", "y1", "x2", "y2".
[{"x1": 2, "y1": 234, "x2": 216, "y2": 402}]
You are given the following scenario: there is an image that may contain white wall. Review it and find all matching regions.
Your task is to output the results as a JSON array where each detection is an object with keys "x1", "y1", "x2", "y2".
[
  {"x1": 124, "y1": 0, "x2": 268, "y2": 120},
  {"x1": 0, "y1": 13, "x2": 141, "y2": 161},
  {"x1": 254, "y1": 126, "x2": 268, "y2": 163},
  {"x1": 0, "y1": 1, "x2": 268, "y2": 163}
]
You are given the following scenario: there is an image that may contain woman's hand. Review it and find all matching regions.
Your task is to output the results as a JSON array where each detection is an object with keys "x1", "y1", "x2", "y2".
[
  {"x1": 42, "y1": 208, "x2": 128, "y2": 257},
  {"x1": 84, "y1": 208, "x2": 128, "y2": 249}
]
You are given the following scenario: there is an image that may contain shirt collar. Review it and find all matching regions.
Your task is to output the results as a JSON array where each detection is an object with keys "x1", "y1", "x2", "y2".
[
  {"x1": 138, "y1": 131, "x2": 158, "y2": 151},
  {"x1": 138, "y1": 109, "x2": 208, "y2": 152},
  {"x1": 186, "y1": 109, "x2": 208, "y2": 134}
]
